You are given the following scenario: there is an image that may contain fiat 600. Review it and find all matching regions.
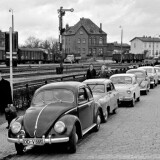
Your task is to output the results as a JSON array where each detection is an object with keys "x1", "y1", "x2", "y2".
[
  {"x1": 126, "y1": 69, "x2": 150, "y2": 95},
  {"x1": 110, "y1": 74, "x2": 140, "y2": 107},
  {"x1": 8, "y1": 82, "x2": 101, "y2": 154},
  {"x1": 83, "y1": 79, "x2": 119, "y2": 122}
]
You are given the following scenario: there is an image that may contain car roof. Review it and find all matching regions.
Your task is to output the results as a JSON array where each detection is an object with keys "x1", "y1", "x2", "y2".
[
  {"x1": 83, "y1": 78, "x2": 111, "y2": 84},
  {"x1": 126, "y1": 68, "x2": 146, "y2": 73},
  {"x1": 138, "y1": 66, "x2": 154, "y2": 69},
  {"x1": 36, "y1": 81, "x2": 86, "y2": 93},
  {"x1": 110, "y1": 73, "x2": 135, "y2": 78}
]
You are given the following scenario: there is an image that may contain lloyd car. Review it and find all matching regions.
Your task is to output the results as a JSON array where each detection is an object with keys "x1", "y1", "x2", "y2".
[
  {"x1": 8, "y1": 82, "x2": 101, "y2": 154},
  {"x1": 110, "y1": 74, "x2": 140, "y2": 107},
  {"x1": 83, "y1": 79, "x2": 119, "y2": 122}
]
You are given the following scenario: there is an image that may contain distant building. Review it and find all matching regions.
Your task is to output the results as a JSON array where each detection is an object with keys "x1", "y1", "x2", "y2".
[
  {"x1": 0, "y1": 31, "x2": 5, "y2": 48},
  {"x1": 107, "y1": 42, "x2": 130, "y2": 54},
  {"x1": 62, "y1": 18, "x2": 108, "y2": 58},
  {"x1": 130, "y1": 36, "x2": 160, "y2": 58}
]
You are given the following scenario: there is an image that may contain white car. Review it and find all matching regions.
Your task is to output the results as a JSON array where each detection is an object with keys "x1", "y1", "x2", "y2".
[
  {"x1": 110, "y1": 74, "x2": 141, "y2": 107},
  {"x1": 138, "y1": 66, "x2": 158, "y2": 88},
  {"x1": 83, "y1": 79, "x2": 119, "y2": 122},
  {"x1": 154, "y1": 66, "x2": 160, "y2": 83}
]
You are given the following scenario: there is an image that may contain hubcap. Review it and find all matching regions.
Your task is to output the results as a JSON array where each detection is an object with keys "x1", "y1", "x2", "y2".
[{"x1": 75, "y1": 133, "x2": 78, "y2": 144}]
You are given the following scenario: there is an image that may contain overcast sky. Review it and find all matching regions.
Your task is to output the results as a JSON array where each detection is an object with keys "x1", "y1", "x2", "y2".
[{"x1": 0, "y1": 0, "x2": 159, "y2": 45}]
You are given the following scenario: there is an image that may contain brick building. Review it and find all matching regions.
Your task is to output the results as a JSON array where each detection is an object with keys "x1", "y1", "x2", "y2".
[{"x1": 62, "y1": 18, "x2": 108, "y2": 58}]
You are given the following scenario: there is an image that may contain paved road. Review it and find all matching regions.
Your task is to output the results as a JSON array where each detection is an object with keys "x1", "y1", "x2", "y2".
[{"x1": 1, "y1": 85, "x2": 160, "y2": 160}]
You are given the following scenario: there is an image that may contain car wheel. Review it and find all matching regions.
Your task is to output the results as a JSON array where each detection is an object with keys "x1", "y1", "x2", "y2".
[
  {"x1": 137, "y1": 96, "x2": 140, "y2": 102},
  {"x1": 67, "y1": 126, "x2": 78, "y2": 153},
  {"x1": 145, "y1": 90, "x2": 148, "y2": 95},
  {"x1": 130, "y1": 97, "x2": 135, "y2": 107},
  {"x1": 15, "y1": 143, "x2": 25, "y2": 155},
  {"x1": 94, "y1": 110, "x2": 101, "y2": 132},
  {"x1": 102, "y1": 109, "x2": 108, "y2": 123}
]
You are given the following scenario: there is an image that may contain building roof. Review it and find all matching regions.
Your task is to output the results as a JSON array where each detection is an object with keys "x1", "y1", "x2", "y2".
[
  {"x1": 130, "y1": 37, "x2": 160, "y2": 42},
  {"x1": 64, "y1": 18, "x2": 106, "y2": 36}
]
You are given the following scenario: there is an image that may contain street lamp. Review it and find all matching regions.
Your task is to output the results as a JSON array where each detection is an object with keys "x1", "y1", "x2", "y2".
[
  {"x1": 119, "y1": 25, "x2": 123, "y2": 62},
  {"x1": 9, "y1": 8, "x2": 14, "y2": 32},
  {"x1": 57, "y1": 6, "x2": 74, "y2": 59}
]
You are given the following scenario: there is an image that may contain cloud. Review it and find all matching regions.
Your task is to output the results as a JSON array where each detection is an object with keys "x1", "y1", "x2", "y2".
[{"x1": 0, "y1": 0, "x2": 160, "y2": 45}]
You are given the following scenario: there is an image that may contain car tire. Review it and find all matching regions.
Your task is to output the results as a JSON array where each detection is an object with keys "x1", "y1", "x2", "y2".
[
  {"x1": 15, "y1": 143, "x2": 25, "y2": 155},
  {"x1": 137, "y1": 96, "x2": 140, "y2": 102},
  {"x1": 130, "y1": 97, "x2": 135, "y2": 107},
  {"x1": 67, "y1": 126, "x2": 78, "y2": 153},
  {"x1": 102, "y1": 109, "x2": 108, "y2": 123},
  {"x1": 94, "y1": 110, "x2": 101, "y2": 132},
  {"x1": 112, "y1": 108, "x2": 117, "y2": 114}
]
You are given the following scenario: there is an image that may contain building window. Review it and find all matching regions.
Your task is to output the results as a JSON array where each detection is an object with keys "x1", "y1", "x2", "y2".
[
  {"x1": 89, "y1": 48, "x2": 92, "y2": 55},
  {"x1": 134, "y1": 43, "x2": 136, "y2": 48},
  {"x1": 99, "y1": 48, "x2": 103, "y2": 55},
  {"x1": 83, "y1": 48, "x2": 85, "y2": 54},
  {"x1": 79, "y1": 30, "x2": 83, "y2": 35},
  {"x1": 149, "y1": 43, "x2": 151, "y2": 48},
  {"x1": 82, "y1": 38, "x2": 86, "y2": 44},
  {"x1": 99, "y1": 37, "x2": 103, "y2": 44},
  {"x1": 77, "y1": 38, "x2": 81, "y2": 44},
  {"x1": 93, "y1": 48, "x2": 96, "y2": 54},
  {"x1": 144, "y1": 43, "x2": 146, "y2": 48},
  {"x1": 89, "y1": 38, "x2": 92, "y2": 44},
  {"x1": 78, "y1": 48, "x2": 81, "y2": 54},
  {"x1": 93, "y1": 38, "x2": 96, "y2": 44}
]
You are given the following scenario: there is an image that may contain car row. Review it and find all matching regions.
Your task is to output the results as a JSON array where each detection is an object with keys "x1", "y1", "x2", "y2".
[{"x1": 7, "y1": 65, "x2": 160, "y2": 154}]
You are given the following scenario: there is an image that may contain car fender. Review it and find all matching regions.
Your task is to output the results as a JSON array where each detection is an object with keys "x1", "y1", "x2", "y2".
[
  {"x1": 94, "y1": 102, "x2": 102, "y2": 123},
  {"x1": 58, "y1": 115, "x2": 82, "y2": 138}
]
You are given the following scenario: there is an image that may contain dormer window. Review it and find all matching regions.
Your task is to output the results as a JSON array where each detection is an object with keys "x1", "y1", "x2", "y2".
[{"x1": 99, "y1": 37, "x2": 103, "y2": 44}]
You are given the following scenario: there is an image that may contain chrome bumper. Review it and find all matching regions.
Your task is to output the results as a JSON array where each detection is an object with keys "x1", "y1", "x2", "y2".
[
  {"x1": 119, "y1": 97, "x2": 133, "y2": 101},
  {"x1": 8, "y1": 137, "x2": 69, "y2": 145}
]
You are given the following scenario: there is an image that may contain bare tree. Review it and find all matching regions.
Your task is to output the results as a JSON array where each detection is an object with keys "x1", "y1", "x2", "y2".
[{"x1": 24, "y1": 36, "x2": 41, "y2": 48}]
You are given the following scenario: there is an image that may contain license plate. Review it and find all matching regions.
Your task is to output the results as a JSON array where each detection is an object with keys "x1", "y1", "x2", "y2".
[{"x1": 23, "y1": 138, "x2": 44, "y2": 145}]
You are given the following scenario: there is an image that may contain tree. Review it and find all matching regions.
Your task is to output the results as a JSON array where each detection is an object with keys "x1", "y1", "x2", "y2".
[{"x1": 24, "y1": 36, "x2": 41, "y2": 48}]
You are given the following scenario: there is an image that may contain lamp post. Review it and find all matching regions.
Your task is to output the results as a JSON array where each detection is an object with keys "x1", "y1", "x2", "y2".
[
  {"x1": 119, "y1": 26, "x2": 123, "y2": 63},
  {"x1": 9, "y1": 8, "x2": 14, "y2": 32},
  {"x1": 9, "y1": 8, "x2": 14, "y2": 100},
  {"x1": 57, "y1": 6, "x2": 74, "y2": 61}
]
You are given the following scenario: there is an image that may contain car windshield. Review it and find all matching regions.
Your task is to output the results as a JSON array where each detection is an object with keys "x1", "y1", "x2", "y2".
[
  {"x1": 140, "y1": 68, "x2": 153, "y2": 73},
  {"x1": 32, "y1": 89, "x2": 74, "y2": 105},
  {"x1": 111, "y1": 76, "x2": 132, "y2": 84},
  {"x1": 87, "y1": 84, "x2": 105, "y2": 93},
  {"x1": 127, "y1": 71, "x2": 145, "y2": 78}
]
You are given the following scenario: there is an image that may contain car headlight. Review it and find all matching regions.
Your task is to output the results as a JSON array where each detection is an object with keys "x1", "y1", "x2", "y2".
[
  {"x1": 127, "y1": 90, "x2": 131, "y2": 94},
  {"x1": 54, "y1": 121, "x2": 66, "y2": 134},
  {"x1": 11, "y1": 122, "x2": 21, "y2": 134}
]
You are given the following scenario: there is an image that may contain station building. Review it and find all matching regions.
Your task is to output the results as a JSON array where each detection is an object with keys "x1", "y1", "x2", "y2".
[{"x1": 62, "y1": 18, "x2": 108, "y2": 58}]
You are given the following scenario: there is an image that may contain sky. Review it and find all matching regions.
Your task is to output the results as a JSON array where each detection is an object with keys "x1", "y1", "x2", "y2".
[{"x1": 0, "y1": 0, "x2": 160, "y2": 45}]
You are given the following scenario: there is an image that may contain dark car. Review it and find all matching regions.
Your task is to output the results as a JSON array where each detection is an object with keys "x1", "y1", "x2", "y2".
[{"x1": 8, "y1": 82, "x2": 101, "y2": 154}]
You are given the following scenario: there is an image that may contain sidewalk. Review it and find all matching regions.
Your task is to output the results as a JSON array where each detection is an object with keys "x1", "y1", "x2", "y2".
[{"x1": 0, "y1": 122, "x2": 16, "y2": 159}]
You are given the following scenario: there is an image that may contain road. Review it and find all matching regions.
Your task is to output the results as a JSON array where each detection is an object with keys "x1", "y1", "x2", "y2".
[{"x1": 1, "y1": 85, "x2": 160, "y2": 160}]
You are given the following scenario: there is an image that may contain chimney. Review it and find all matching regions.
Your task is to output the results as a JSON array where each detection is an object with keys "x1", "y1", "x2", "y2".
[
  {"x1": 99, "y1": 23, "x2": 102, "y2": 32},
  {"x1": 66, "y1": 24, "x2": 69, "y2": 30}
]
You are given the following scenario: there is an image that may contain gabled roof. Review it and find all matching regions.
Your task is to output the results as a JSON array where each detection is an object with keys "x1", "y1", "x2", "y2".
[
  {"x1": 64, "y1": 18, "x2": 106, "y2": 36},
  {"x1": 130, "y1": 37, "x2": 160, "y2": 42}
]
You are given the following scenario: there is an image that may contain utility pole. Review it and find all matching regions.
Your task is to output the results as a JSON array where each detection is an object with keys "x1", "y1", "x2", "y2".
[{"x1": 57, "y1": 6, "x2": 74, "y2": 62}]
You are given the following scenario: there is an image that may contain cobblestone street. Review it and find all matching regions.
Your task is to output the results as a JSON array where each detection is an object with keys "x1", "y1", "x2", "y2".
[{"x1": 1, "y1": 85, "x2": 160, "y2": 160}]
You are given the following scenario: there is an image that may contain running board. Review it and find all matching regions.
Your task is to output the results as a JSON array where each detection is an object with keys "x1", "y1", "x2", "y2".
[{"x1": 82, "y1": 124, "x2": 96, "y2": 136}]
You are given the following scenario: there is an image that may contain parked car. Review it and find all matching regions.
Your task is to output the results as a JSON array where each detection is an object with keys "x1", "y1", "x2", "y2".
[
  {"x1": 126, "y1": 69, "x2": 150, "y2": 95},
  {"x1": 110, "y1": 74, "x2": 141, "y2": 107},
  {"x1": 154, "y1": 66, "x2": 160, "y2": 83},
  {"x1": 8, "y1": 82, "x2": 101, "y2": 154},
  {"x1": 138, "y1": 66, "x2": 158, "y2": 88},
  {"x1": 83, "y1": 79, "x2": 119, "y2": 122}
]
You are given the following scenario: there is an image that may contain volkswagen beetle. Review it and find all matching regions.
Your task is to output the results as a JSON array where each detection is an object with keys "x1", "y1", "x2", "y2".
[
  {"x1": 83, "y1": 79, "x2": 119, "y2": 122},
  {"x1": 8, "y1": 82, "x2": 101, "y2": 154}
]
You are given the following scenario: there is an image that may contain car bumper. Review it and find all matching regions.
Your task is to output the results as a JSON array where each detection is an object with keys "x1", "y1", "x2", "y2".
[
  {"x1": 150, "y1": 81, "x2": 155, "y2": 84},
  {"x1": 119, "y1": 97, "x2": 133, "y2": 101},
  {"x1": 140, "y1": 88, "x2": 147, "y2": 91},
  {"x1": 8, "y1": 137, "x2": 69, "y2": 145}
]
